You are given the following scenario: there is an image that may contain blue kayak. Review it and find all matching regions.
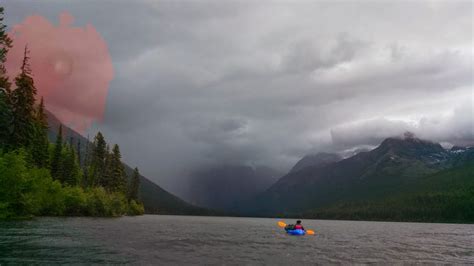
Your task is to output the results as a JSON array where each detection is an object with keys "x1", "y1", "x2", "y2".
[{"x1": 285, "y1": 229, "x2": 306, "y2": 236}]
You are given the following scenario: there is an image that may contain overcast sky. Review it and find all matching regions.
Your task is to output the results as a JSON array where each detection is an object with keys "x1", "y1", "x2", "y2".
[{"x1": 4, "y1": 0, "x2": 473, "y2": 193}]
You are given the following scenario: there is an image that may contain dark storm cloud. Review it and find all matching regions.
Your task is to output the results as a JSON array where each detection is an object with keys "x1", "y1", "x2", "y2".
[{"x1": 4, "y1": 0, "x2": 472, "y2": 193}]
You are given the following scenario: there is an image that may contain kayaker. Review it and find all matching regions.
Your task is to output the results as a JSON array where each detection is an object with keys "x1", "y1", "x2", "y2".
[{"x1": 294, "y1": 220, "x2": 305, "y2": 230}]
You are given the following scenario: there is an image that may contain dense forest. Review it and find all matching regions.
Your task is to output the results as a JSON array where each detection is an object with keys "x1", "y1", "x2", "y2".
[
  {"x1": 0, "y1": 7, "x2": 144, "y2": 219},
  {"x1": 300, "y1": 163, "x2": 474, "y2": 223}
]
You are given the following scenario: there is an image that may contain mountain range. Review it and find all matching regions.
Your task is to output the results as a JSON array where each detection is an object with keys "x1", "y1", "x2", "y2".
[{"x1": 237, "y1": 135, "x2": 474, "y2": 222}]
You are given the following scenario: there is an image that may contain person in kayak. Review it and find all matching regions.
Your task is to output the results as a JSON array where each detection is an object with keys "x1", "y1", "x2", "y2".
[{"x1": 294, "y1": 220, "x2": 305, "y2": 230}]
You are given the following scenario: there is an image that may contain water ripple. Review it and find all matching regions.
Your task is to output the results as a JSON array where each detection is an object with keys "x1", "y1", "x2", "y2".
[{"x1": 0, "y1": 216, "x2": 473, "y2": 264}]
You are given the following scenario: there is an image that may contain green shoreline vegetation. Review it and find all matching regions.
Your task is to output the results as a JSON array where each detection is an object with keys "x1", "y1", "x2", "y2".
[
  {"x1": 308, "y1": 163, "x2": 474, "y2": 223},
  {"x1": 0, "y1": 7, "x2": 144, "y2": 220}
]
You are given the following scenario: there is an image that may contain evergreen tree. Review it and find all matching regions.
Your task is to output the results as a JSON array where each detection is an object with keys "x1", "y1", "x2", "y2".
[
  {"x1": 128, "y1": 167, "x2": 140, "y2": 202},
  {"x1": 10, "y1": 46, "x2": 37, "y2": 148},
  {"x1": 109, "y1": 144, "x2": 126, "y2": 192},
  {"x1": 50, "y1": 125, "x2": 63, "y2": 181},
  {"x1": 90, "y1": 132, "x2": 107, "y2": 187},
  {"x1": 35, "y1": 97, "x2": 48, "y2": 132},
  {"x1": 61, "y1": 145, "x2": 73, "y2": 185},
  {"x1": 82, "y1": 135, "x2": 92, "y2": 187},
  {"x1": 100, "y1": 144, "x2": 112, "y2": 189},
  {"x1": 0, "y1": 87, "x2": 12, "y2": 149},
  {"x1": 0, "y1": 7, "x2": 12, "y2": 150},
  {"x1": 77, "y1": 139, "x2": 81, "y2": 166},
  {"x1": 0, "y1": 6, "x2": 13, "y2": 91},
  {"x1": 30, "y1": 97, "x2": 49, "y2": 168},
  {"x1": 61, "y1": 144, "x2": 81, "y2": 186}
]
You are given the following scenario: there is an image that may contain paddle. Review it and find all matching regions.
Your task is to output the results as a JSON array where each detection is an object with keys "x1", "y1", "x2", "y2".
[{"x1": 277, "y1": 221, "x2": 315, "y2": 235}]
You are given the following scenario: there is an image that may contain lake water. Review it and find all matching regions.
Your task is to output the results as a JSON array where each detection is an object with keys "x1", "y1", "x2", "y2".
[{"x1": 0, "y1": 215, "x2": 473, "y2": 264}]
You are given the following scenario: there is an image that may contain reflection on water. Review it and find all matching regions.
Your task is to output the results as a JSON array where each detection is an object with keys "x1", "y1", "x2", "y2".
[{"x1": 1, "y1": 215, "x2": 473, "y2": 264}]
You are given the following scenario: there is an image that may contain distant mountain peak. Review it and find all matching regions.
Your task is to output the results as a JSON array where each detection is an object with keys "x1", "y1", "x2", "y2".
[
  {"x1": 403, "y1": 131, "x2": 416, "y2": 139},
  {"x1": 371, "y1": 136, "x2": 449, "y2": 167},
  {"x1": 379, "y1": 135, "x2": 442, "y2": 150}
]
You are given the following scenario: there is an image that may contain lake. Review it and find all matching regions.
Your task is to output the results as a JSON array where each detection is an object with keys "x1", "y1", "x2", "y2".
[{"x1": 0, "y1": 215, "x2": 473, "y2": 264}]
